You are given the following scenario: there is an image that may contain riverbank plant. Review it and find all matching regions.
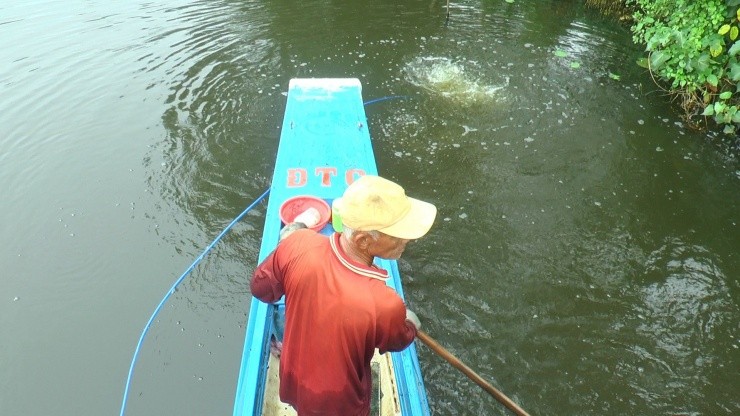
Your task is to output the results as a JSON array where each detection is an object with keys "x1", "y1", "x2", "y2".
[
  {"x1": 585, "y1": 0, "x2": 630, "y2": 18},
  {"x1": 628, "y1": 0, "x2": 740, "y2": 136}
]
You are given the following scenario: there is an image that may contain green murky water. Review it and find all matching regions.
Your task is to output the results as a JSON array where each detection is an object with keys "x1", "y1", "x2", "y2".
[{"x1": 1, "y1": 1, "x2": 737, "y2": 414}]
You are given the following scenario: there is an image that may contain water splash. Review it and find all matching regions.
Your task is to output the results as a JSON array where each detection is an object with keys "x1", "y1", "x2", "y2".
[{"x1": 404, "y1": 56, "x2": 506, "y2": 105}]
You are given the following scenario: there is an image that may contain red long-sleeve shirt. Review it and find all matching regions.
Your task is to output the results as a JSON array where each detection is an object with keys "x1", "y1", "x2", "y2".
[{"x1": 250, "y1": 229, "x2": 417, "y2": 416}]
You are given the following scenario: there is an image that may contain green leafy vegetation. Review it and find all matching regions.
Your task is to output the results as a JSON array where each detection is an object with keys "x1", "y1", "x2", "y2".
[{"x1": 629, "y1": 0, "x2": 740, "y2": 133}]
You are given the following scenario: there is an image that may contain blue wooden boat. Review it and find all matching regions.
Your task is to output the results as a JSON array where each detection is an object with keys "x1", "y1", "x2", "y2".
[{"x1": 233, "y1": 78, "x2": 431, "y2": 416}]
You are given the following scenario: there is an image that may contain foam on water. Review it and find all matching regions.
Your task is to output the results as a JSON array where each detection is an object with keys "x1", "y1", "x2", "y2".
[{"x1": 404, "y1": 56, "x2": 506, "y2": 105}]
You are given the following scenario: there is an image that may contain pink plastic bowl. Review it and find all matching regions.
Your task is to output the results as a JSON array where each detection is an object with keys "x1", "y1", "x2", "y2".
[{"x1": 279, "y1": 195, "x2": 331, "y2": 232}]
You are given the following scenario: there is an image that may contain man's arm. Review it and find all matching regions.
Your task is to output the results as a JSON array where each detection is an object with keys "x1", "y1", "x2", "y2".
[
  {"x1": 250, "y1": 251, "x2": 285, "y2": 303},
  {"x1": 251, "y1": 210, "x2": 317, "y2": 302},
  {"x1": 377, "y1": 297, "x2": 419, "y2": 353}
]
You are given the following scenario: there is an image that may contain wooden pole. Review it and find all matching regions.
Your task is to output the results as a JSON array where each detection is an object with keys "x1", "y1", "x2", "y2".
[{"x1": 416, "y1": 330, "x2": 531, "y2": 416}]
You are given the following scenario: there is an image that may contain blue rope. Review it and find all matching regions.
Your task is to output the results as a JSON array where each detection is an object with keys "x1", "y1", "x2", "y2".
[
  {"x1": 119, "y1": 187, "x2": 270, "y2": 416},
  {"x1": 120, "y1": 94, "x2": 404, "y2": 415},
  {"x1": 363, "y1": 95, "x2": 410, "y2": 106}
]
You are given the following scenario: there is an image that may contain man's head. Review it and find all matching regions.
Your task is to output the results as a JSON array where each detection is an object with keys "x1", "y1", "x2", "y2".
[{"x1": 334, "y1": 175, "x2": 437, "y2": 260}]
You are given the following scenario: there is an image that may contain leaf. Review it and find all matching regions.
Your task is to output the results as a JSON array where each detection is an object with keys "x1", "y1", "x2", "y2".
[
  {"x1": 505, "y1": 0, "x2": 514, "y2": 3},
  {"x1": 723, "y1": 124, "x2": 736, "y2": 134},
  {"x1": 737, "y1": 7, "x2": 740, "y2": 21},
  {"x1": 707, "y1": 73, "x2": 719, "y2": 87},
  {"x1": 554, "y1": 49, "x2": 567, "y2": 58},
  {"x1": 732, "y1": 26, "x2": 739, "y2": 41},
  {"x1": 720, "y1": 91, "x2": 733, "y2": 100},
  {"x1": 636, "y1": 57, "x2": 649, "y2": 69},
  {"x1": 733, "y1": 110, "x2": 740, "y2": 123},
  {"x1": 646, "y1": 32, "x2": 670, "y2": 51},
  {"x1": 715, "y1": 101, "x2": 727, "y2": 114},
  {"x1": 720, "y1": 24, "x2": 731, "y2": 35},
  {"x1": 609, "y1": 72, "x2": 621, "y2": 80},
  {"x1": 730, "y1": 63, "x2": 740, "y2": 81},
  {"x1": 570, "y1": 62, "x2": 581, "y2": 69},
  {"x1": 710, "y1": 42, "x2": 723, "y2": 58},
  {"x1": 729, "y1": 42, "x2": 740, "y2": 56},
  {"x1": 702, "y1": 105, "x2": 715, "y2": 116},
  {"x1": 695, "y1": 53, "x2": 710, "y2": 71},
  {"x1": 671, "y1": 30, "x2": 686, "y2": 48},
  {"x1": 650, "y1": 50, "x2": 670, "y2": 70}
]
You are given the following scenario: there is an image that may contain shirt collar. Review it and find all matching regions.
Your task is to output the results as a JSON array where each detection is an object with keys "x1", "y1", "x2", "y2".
[{"x1": 330, "y1": 233, "x2": 389, "y2": 281}]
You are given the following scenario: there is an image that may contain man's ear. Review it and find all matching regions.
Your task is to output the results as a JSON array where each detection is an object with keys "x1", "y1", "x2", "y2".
[{"x1": 352, "y1": 231, "x2": 374, "y2": 250}]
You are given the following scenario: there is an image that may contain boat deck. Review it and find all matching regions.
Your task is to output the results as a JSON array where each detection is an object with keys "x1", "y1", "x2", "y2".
[{"x1": 261, "y1": 351, "x2": 402, "y2": 416}]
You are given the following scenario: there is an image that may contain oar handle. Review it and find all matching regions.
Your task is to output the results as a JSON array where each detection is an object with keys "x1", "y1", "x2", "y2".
[{"x1": 416, "y1": 330, "x2": 531, "y2": 416}]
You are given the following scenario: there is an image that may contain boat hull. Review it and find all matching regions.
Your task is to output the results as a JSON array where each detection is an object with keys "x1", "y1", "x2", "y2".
[{"x1": 233, "y1": 78, "x2": 430, "y2": 416}]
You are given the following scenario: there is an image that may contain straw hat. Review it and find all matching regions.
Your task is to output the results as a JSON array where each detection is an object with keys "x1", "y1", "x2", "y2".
[{"x1": 333, "y1": 175, "x2": 437, "y2": 239}]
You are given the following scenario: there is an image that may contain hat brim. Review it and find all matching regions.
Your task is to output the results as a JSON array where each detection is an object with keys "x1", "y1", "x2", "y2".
[{"x1": 377, "y1": 197, "x2": 437, "y2": 240}]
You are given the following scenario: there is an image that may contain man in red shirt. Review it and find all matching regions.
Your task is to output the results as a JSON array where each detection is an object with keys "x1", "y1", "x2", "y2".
[{"x1": 250, "y1": 175, "x2": 436, "y2": 416}]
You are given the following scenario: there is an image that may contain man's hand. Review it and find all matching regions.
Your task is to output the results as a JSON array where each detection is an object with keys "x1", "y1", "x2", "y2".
[
  {"x1": 279, "y1": 208, "x2": 322, "y2": 241},
  {"x1": 406, "y1": 309, "x2": 421, "y2": 330},
  {"x1": 279, "y1": 222, "x2": 307, "y2": 241}
]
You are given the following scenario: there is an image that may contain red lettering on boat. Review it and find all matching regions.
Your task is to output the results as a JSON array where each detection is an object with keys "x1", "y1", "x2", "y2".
[
  {"x1": 345, "y1": 169, "x2": 366, "y2": 185},
  {"x1": 315, "y1": 167, "x2": 337, "y2": 187},
  {"x1": 285, "y1": 167, "x2": 366, "y2": 187},
  {"x1": 287, "y1": 168, "x2": 307, "y2": 188}
]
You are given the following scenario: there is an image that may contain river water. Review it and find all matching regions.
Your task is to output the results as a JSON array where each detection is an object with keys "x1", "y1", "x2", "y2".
[{"x1": 1, "y1": 0, "x2": 738, "y2": 415}]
